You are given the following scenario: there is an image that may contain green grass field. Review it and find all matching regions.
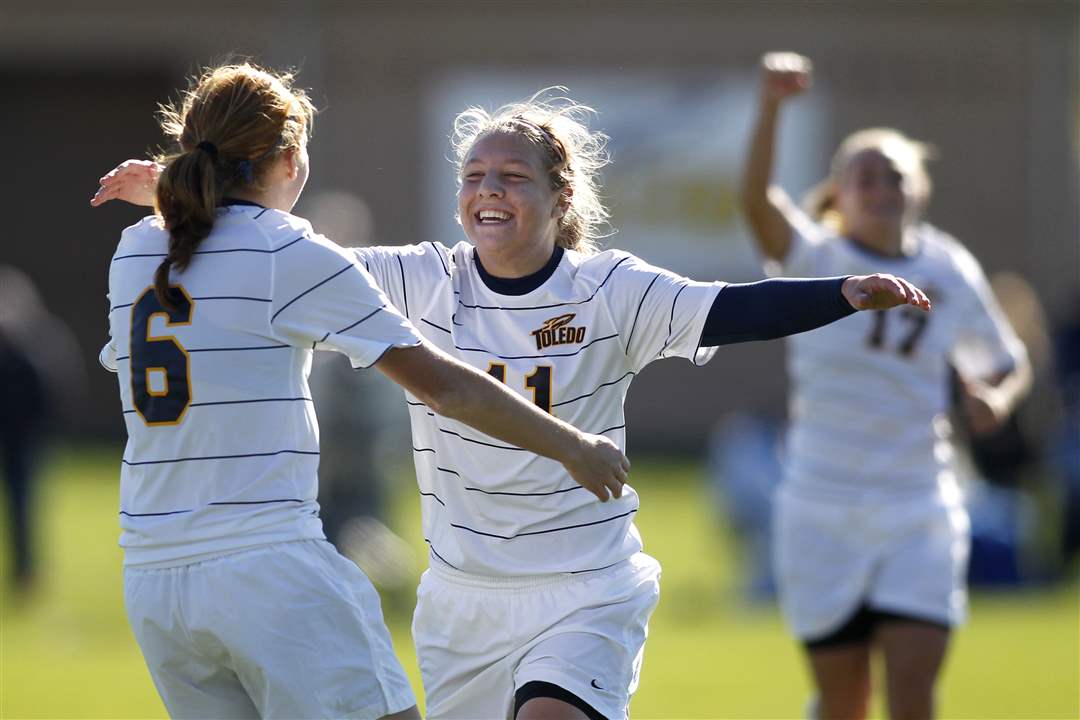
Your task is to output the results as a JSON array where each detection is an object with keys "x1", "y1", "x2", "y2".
[{"x1": 1, "y1": 447, "x2": 1077, "y2": 719}]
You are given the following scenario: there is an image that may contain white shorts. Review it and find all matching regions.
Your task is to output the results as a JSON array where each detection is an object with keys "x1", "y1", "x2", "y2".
[
  {"x1": 123, "y1": 539, "x2": 416, "y2": 719},
  {"x1": 412, "y1": 552, "x2": 661, "y2": 720},
  {"x1": 773, "y1": 484, "x2": 971, "y2": 641}
]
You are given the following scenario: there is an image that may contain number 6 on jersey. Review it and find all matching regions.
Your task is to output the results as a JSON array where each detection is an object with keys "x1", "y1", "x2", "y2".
[{"x1": 130, "y1": 285, "x2": 194, "y2": 426}]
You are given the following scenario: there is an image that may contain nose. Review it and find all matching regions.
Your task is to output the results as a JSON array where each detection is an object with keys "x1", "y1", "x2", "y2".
[{"x1": 477, "y1": 172, "x2": 504, "y2": 198}]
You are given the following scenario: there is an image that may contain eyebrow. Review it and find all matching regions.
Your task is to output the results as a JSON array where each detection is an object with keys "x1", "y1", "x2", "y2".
[{"x1": 463, "y1": 157, "x2": 533, "y2": 169}]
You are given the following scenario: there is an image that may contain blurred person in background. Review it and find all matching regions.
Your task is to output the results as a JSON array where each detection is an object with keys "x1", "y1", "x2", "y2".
[
  {"x1": 1052, "y1": 295, "x2": 1080, "y2": 567},
  {"x1": 0, "y1": 266, "x2": 84, "y2": 597},
  {"x1": 706, "y1": 411, "x2": 784, "y2": 602},
  {"x1": 952, "y1": 272, "x2": 1065, "y2": 586},
  {"x1": 89, "y1": 62, "x2": 630, "y2": 720},
  {"x1": 306, "y1": 190, "x2": 415, "y2": 592},
  {"x1": 97, "y1": 86, "x2": 931, "y2": 720},
  {"x1": 741, "y1": 52, "x2": 1031, "y2": 720}
]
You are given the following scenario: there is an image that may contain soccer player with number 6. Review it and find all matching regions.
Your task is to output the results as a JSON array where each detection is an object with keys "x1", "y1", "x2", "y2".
[
  {"x1": 93, "y1": 64, "x2": 633, "y2": 720},
  {"x1": 741, "y1": 52, "x2": 1031, "y2": 720}
]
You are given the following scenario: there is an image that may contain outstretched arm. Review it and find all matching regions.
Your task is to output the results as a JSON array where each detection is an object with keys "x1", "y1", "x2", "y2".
[
  {"x1": 375, "y1": 342, "x2": 631, "y2": 502},
  {"x1": 740, "y1": 52, "x2": 813, "y2": 262},
  {"x1": 700, "y1": 274, "x2": 931, "y2": 347}
]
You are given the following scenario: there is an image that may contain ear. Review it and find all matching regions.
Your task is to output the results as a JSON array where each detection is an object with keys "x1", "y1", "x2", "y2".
[
  {"x1": 283, "y1": 148, "x2": 299, "y2": 181},
  {"x1": 553, "y1": 185, "x2": 573, "y2": 220}
]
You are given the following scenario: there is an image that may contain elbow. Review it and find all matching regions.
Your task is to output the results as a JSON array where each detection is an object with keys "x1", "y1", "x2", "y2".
[
  {"x1": 421, "y1": 381, "x2": 470, "y2": 420},
  {"x1": 738, "y1": 187, "x2": 765, "y2": 218},
  {"x1": 417, "y1": 383, "x2": 449, "y2": 416},
  {"x1": 739, "y1": 182, "x2": 775, "y2": 217},
  {"x1": 1012, "y1": 353, "x2": 1034, "y2": 401}
]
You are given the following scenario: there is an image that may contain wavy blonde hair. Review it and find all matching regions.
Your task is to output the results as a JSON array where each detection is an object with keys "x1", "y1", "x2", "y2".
[
  {"x1": 451, "y1": 88, "x2": 612, "y2": 255},
  {"x1": 804, "y1": 127, "x2": 935, "y2": 234}
]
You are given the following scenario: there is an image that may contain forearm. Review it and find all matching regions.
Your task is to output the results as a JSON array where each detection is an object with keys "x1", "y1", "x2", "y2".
[
  {"x1": 439, "y1": 362, "x2": 584, "y2": 461},
  {"x1": 740, "y1": 98, "x2": 793, "y2": 261},
  {"x1": 381, "y1": 343, "x2": 582, "y2": 463},
  {"x1": 701, "y1": 277, "x2": 854, "y2": 346},
  {"x1": 741, "y1": 98, "x2": 782, "y2": 212}
]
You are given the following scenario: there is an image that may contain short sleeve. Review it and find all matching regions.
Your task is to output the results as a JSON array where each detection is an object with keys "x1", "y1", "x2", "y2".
[
  {"x1": 99, "y1": 340, "x2": 118, "y2": 372},
  {"x1": 352, "y1": 242, "x2": 452, "y2": 320},
  {"x1": 269, "y1": 234, "x2": 422, "y2": 368},
  {"x1": 606, "y1": 253, "x2": 723, "y2": 373},
  {"x1": 100, "y1": 292, "x2": 118, "y2": 372},
  {"x1": 948, "y1": 250, "x2": 1028, "y2": 380}
]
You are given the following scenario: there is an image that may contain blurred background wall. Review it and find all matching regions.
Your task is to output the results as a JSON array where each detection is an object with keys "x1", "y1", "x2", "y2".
[{"x1": 1, "y1": 0, "x2": 1076, "y2": 450}]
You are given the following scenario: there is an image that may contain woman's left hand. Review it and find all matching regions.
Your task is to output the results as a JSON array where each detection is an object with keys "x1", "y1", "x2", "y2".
[
  {"x1": 842, "y1": 273, "x2": 932, "y2": 311},
  {"x1": 958, "y1": 376, "x2": 1008, "y2": 435}
]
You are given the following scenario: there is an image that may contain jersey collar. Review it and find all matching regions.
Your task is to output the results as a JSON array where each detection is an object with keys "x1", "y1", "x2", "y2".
[
  {"x1": 473, "y1": 246, "x2": 565, "y2": 296},
  {"x1": 219, "y1": 198, "x2": 266, "y2": 209}
]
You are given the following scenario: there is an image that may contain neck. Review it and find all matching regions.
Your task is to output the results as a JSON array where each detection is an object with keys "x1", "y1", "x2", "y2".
[
  {"x1": 475, "y1": 239, "x2": 557, "y2": 279},
  {"x1": 850, "y1": 224, "x2": 906, "y2": 257},
  {"x1": 228, "y1": 186, "x2": 292, "y2": 213}
]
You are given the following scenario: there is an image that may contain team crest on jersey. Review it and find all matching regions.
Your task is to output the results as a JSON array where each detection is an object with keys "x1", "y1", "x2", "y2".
[{"x1": 531, "y1": 313, "x2": 586, "y2": 350}]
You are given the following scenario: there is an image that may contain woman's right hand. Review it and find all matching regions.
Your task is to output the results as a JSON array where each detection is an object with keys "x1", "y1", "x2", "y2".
[
  {"x1": 760, "y1": 52, "x2": 813, "y2": 104},
  {"x1": 90, "y1": 159, "x2": 162, "y2": 208}
]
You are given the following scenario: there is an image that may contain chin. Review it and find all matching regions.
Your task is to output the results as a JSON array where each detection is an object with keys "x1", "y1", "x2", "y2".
[{"x1": 470, "y1": 227, "x2": 513, "y2": 248}]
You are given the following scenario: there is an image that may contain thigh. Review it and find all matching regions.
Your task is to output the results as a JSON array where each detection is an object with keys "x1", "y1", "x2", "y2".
[
  {"x1": 200, "y1": 541, "x2": 416, "y2": 720},
  {"x1": 876, "y1": 618, "x2": 950, "y2": 678},
  {"x1": 774, "y1": 491, "x2": 873, "y2": 640},
  {"x1": 513, "y1": 554, "x2": 662, "y2": 720},
  {"x1": 515, "y1": 682, "x2": 602, "y2": 720},
  {"x1": 876, "y1": 619, "x2": 951, "y2": 719},
  {"x1": 412, "y1": 568, "x2": 519, "y2": 719},
  {"x1": 124, "y1": 567, "x2": 259, "y2": 719},
  {"x1": 414, "y1": 554, "x2": 660, "y2": 720},
  {"x1": 869, "y1": 496, "x2": 970, "y2": 627},
  {"x1": 806, "y1": 641, "x2": 873, "y2": 720}
]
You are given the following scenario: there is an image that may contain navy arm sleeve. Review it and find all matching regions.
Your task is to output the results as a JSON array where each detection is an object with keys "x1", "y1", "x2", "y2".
[{"x1": 700, "y1": 276, "x2": 855, "y2": 347}]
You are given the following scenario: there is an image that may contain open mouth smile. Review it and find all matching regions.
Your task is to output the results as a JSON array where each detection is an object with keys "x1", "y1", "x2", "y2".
[{"x1": 476, "y1": 209, "x2": 513, "y2": 225}]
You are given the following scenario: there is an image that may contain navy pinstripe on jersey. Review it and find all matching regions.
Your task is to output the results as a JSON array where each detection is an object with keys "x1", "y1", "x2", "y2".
[
  {"x1": 101, "y1": 206, "x2": 422, "y2": 566},
  {"x1": 355, "y1": 241, "x2": 722, "y2": 576}
]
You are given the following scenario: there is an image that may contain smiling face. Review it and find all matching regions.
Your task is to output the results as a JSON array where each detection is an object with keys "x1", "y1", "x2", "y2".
[
  {"x1": 457, "y1": 130, "x2": 567, "y2": 276},
  {"x1": 835, "y1": 148, "x2": 910, "y2": 238}
]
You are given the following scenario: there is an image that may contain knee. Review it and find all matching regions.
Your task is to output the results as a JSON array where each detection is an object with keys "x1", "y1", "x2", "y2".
[
  {"x1": 886, "y1": 675, "x2": 936, "y2": 720},
  {"x1": 817, "y1": 684, "x2": 871, "y2": 720}
]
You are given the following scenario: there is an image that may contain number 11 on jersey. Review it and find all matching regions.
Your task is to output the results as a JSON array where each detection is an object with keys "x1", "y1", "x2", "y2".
[{"x1": 487, "y1": 362, "x2": 553, "y2": 413}]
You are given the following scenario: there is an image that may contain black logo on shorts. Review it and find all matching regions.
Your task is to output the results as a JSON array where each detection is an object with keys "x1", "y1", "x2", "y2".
[
  {"x1": 531, "y1": 313, "x2": 586, "y2": 350},
  {"x1": 590, "y1": 679, "x2": 604, "y2": 690}
]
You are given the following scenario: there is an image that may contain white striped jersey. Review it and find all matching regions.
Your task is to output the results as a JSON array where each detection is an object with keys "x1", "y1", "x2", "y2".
[
  {"x1": 354, "y1": 241, "x2": 722, "y2": 576},
  {"x1": 774, "y1": 215, "x2": 1027, "y2": 497},
  {"x1": 100, "y1": 205, "x2": 422, "y2": 566}
]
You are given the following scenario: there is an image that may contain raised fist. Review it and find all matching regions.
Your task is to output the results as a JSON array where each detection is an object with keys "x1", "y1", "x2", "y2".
[{"x1": 760, "y1": 52, "x2": 813, "y2": 103}]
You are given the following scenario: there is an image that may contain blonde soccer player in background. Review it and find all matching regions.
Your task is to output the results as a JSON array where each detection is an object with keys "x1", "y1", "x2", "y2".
[{"x1": 741, "y1": 52, "x2": 1031, "y2": 720}]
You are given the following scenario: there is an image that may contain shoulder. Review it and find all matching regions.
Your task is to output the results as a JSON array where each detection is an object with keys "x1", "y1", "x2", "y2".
[
  {"x1": 567, "y1": 247, "x2": 642, "y2": 284},
  {"x1": 244, "y1": 208, "x2": 316, "y2": 250},
  {"x1": 115, "y1": 214, "x2": 166, "y2": 255},
  {"x1": 359, "y1": 240, "x2": 458, "y2": 278},
  {"x1": 917, "y1": 223, "x2": 985, "y2": 284}
]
